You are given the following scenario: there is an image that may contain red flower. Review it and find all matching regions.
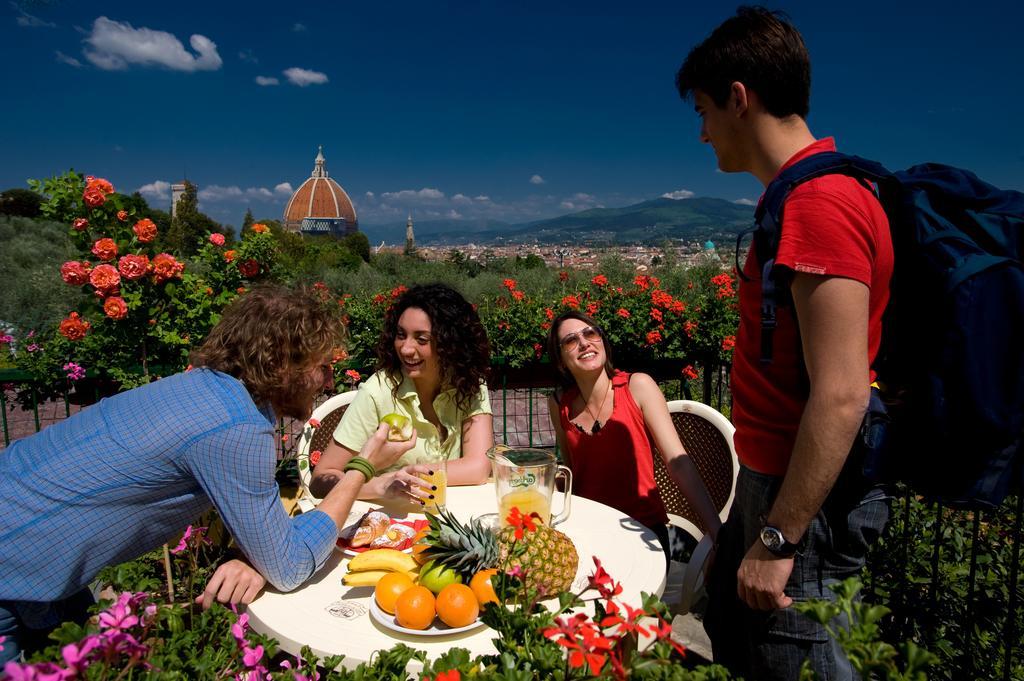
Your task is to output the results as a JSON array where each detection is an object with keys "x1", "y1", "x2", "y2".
[
  {"x1": 151, "y1": 253, "x2": 184, "y2": 283},
  {"x1": 310, "y1": 449, "x2": 322, "y2": 466},
  {"x1": 633, "y1": 275, "x2": 651, "y2": 290},
  {"x1": 103, "y1": 296, "x2": 128, "y2": 320},
  {"x1": 682, "y1": 364, "x2": 699, "y2": 380},
  {"x1": 118, "y1": 254, "x2": 150, "y2": 281},
  {"x1": 671, "y1": 299, "x2": 685, "y2": 314},
  {"x1": 308, "y1": 418, "x2": 321, "y2": 428},
  {"x1": 544, "y1": 307, "x2": 554, "y2": 320},
  {"x1": 59, "y1": 312, "x2": 90, "y2": 341},
  {"x1": 372, "y1": 293, "x2": 386, "y2": 304},
  {"x1": 540, "y1": 322, "x2": 551, "y2": 330},
  {"x1": 116, "y1": 210, "x2": 128, "y2": 222},
  {"x1": 646, "y1": 330, "x2": 662, "y2": 345},
  {"x1": 72, "y1": 217, "x2": 88, "y2": 231},
  {"x1": 616, "y1": 308, "x2": 630, "y2": 318},
  {"x1": 332, "y1": 347, "x2": 349, "y2": 363},
  {"x1": 503, "y1": 278, "x2": 517, "y2": 291},
  {"x1": 558, "y1": 271, "x2": 569, "y2": 282},
  {"x1": 89, "y1": 264, "x2": 121, "y2": 294},
  {"x1": 209, "y1": 233, "x2": 225, "y2": 246},
  {"x1": 710, "y1": 272, "x2": 733, "y2": 286},
  {"x1": 586, "y1": 302, "x2": 599, "y2": 316},
  {"x1": 86, "y1": 176, "x2": 114, "y2": 194},
  {"x1": 133, "y1": 218, "x2": 157, "y2": 243},
  {"x1": 561, "y1": 294, "x2": 580, "y2": 309},
  {"x1": 205, "y1": 287, "x2": 213, "y2": 296},
  {"x1": 511, "y1": 289, "x2": 525, "y2": 301},
  {"x1": 61, "y1": 261, "x2": 91, "y2": 286},
  {"x1": 722, "y1": 335, "x2": 736, "y2": 352},
  {"x1": 236, "y1": 287, "x2": 246, "y2": 295},
  {"x1": 429, "y1": 671, "x2": 460, "y2": 681},
  {"x1": 390, "y1": 285, "x2": 408, "y2": 299},
  {"x1": 82, "y1": 186, "x2": 107, "y2": 207},
  {"x1": 251, "y1": 223, "x2": 268, "y2": 233},
  {"x1": 223, "y1": 249, "x2": 237, "y2": 263},
  {"x1": 651, "y1": 289, "x2": 673, "y2": 308},
  {"x1": 238, "y1": 259, "x2": 260, "y2": 278},
  {"x1": 591, "y1": 274, "x2": 608, "y2": 287},
  {"x1": 650, "y1": 308, "x2": 663, "y2": 323},
  {"x1": 588, "y1": 557, "x2": 624, "y2": 599},
  {"x1": 506, "y1": 506, "x2": 539, "y2": 540},
  {"x1": 684, "y1": 320, "x2": 697, "y2": 337},
  {"x1": 345, "y1": 369, "x2": 361, "y2": 383},
  {"x1": 533, "y1": 342, "x2": 544, "y2": 358},
  {"x1": 91, "y1": 238, "x2": 118, "y2": 262}
]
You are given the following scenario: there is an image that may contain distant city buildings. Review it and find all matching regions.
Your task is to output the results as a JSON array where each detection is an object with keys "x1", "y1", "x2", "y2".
[{"x1": 283, "y1": 146, "x2": 359, "y2": 237}]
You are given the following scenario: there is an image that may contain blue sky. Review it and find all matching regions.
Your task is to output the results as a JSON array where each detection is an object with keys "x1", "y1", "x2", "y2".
[{"x1": 3, "y1": 1, "x2": 1022, "y2": 229}]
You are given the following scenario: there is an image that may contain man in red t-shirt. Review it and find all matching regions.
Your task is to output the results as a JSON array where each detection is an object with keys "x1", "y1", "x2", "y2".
[{"x1": 675, "y1": 8, "x2": 893, "y2": 679}]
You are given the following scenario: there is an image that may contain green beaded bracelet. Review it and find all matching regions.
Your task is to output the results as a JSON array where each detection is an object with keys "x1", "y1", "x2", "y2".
[{"x1": 343, "y1": 456, "x2": 376, "y2": 482}]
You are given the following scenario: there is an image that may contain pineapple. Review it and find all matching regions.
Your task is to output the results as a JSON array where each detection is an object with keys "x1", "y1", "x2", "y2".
[{"x1": 423, "y1": 509, "x2": 579, "y2": 597}]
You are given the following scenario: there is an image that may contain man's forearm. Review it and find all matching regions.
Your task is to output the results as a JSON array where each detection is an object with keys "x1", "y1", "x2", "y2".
[
  {"x1": 317, "y1": 469, "x2": 370, "y2": 531},
  {"x1": 767, "y1": 387, "x2": 867, "y2": 541}
]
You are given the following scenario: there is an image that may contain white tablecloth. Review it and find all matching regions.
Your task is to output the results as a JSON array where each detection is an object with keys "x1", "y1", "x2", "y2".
[{"x1": 247, "y1": 484, "x2": 667, "y2": 667}]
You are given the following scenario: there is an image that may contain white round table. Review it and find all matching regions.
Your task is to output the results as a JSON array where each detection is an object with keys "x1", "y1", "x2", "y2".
[{"x1": 247, "y1": 484, "x2": 667, "y2": 668}]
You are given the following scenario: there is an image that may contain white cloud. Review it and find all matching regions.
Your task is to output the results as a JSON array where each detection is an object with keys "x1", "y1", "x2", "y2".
[
  {"x1": 381, "y1": 188, "x2": 445, "y2": 201},
  {"x1": 254, "y1": 75, "x2": 279, "y2": 86},
  {"x1": 474, "y1": 195, "x2": 491, "y2": 202},
  {"x1": 446, "y1": 209, "x2": 463, "y2": 219},
  {"x1": 529, "y1": 174, "x2": 545, "y2": 185},
  {"x1": 15, "y1": 6, "x2": 55, "y2": 28},
  {"x1": 55, "y1": 50, "x2": 82, "y2": 67},
  {"x1": 662, "y1": 189, "x2": 695, "y2": 200},
  {"x1": 137, "y1": 180, "x2": 171, "y2": 202},
  {"x1": 364, "y1": 191, "x2": 375, "y2": 200},
  {"x1": 198, "y1": 185, "x2": 288, "y2": 203},
  {"x1": 274, "y1": 182, "x2": 293, "y2": 195},
  {"x1": 734, "y1": 198, "x2": 756, "y2": 206},
  {"x1": 452, "y1": 193, "x2": 472, "y2": 204},
  {"x1": 283, "y1": 66, "x2": 328, "y2": 86},
  {"x1": 292, "y1": 23, "x2": 307, "y2": 32},
  {"x1": 83, "y1": 16, "x2": 222, "y2": 72},
  {"x1": 238, "y1": 48, "x2": 257, "y2": 63}
]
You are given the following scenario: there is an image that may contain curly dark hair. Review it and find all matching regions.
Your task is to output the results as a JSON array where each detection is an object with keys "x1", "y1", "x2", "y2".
[
  {"x1": 547, "y1": 310, "x2": 616, "y2": 389},
  {"x1": 375, "y1": 283, "x2": 490, "y2": 412},
  {"x1": 675, "y1": 6, "x2": 810, "y2": 119},
  {"x1": 190, "y1": 285, "x2": 343, "y2": 411}
]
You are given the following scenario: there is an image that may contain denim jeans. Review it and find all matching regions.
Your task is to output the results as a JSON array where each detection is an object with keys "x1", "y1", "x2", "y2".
[
  {"x1": 704, "y1": 465, "x2": 890, "y2": 680},
  {"x1": 0, "y1": 589, "x2": 94, "y2": 664}
]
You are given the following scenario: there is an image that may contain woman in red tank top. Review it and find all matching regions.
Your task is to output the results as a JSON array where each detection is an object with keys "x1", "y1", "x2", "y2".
[{"x1": 546, "y1": 311, "x2": 721, "y2": 559}]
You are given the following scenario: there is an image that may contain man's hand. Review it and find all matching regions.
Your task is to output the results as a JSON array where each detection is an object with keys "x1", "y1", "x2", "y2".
[
  {"x1": 197, "y1": 559, "x2": 266, "y2": 610},
  {"x1": 736, "y1": 541, "x2": 794, "y2": 611},
  {"x1": 360, "y1": 422, "x2": 418, "y2": 472}
]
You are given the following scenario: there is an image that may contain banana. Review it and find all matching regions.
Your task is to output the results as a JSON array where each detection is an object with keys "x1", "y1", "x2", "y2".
[
  {"x1": 347, "y1": 548, "x2": 419, "y2": 574},
  {"x1": 341, "y1": 570, "x2": 390, "y2": 587}
]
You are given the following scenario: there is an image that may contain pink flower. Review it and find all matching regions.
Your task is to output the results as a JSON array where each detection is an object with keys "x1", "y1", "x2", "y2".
[
  {"x1": 117, "y1": 254, "x2": 150, "y2": 280},
  {"x1": 242, "y1": 644, "x2": 265, "y2": 667},
  {"x1": 308, "y1": 418, "x2": 321, "y2": 428},
  {"x1": 72, "y1": 217, "x2": 88, "y2": 231},
  {"x1": 116, "y1": 210, "x2": 128, "y2": 222},
  {"x1": 309, "y1": 450, "x2": 322, "y2": 466},
  {"x1": 344, "y1": 369, "x2": 361, "y2": 383},
  {"x1": 98, "y1": 602, "x2": 139, "y2": 631},
  {"x1": 62, "y1": 635, "x2": 101, "y2": 669},
  {"x1": 170, "y1": 525, "x2": 211, "y2": 554},
  {"x1": 209, "y1": 232, "x2": 225, "y2": 246},
  {"x1": 132, "y1": 218, "x2": 157, "y2": 243},
  {"x1": 231, "y1": 613, "x2": 250, "y2": 642},
  {"x1": 61, "y1": 261, "x2": 91, "y2": 286},
  {"x1": 63, "y1": 362, "x2": 86, "y2": 381},
  {"x1": 89, "y1": 264, "x2": 121, "y2": 294}
]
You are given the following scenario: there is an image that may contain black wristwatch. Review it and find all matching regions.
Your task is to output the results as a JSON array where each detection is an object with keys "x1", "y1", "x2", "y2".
[{"x1": 759, "y1": 525, "x2": 802, "y2": 557}]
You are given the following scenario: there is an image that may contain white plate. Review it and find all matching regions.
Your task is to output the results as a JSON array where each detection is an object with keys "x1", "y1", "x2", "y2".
[{"x1": 368, "y1": 598, "x2": 487, "y2": 637}]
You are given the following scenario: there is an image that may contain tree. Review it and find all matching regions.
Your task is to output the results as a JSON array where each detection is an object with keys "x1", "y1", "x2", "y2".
[
  {"x1": 0, "y1": 188, "x2": 43, "y2": 217},
  {"x1": 241, "y1": 208, "x2": 254, "y2": 235},
  {"x1": 343, "y1": 231, "x2": 371, "y2": 262},
  {"x1": 165, "y1": 181, "x2": 220, "y2": 256}
]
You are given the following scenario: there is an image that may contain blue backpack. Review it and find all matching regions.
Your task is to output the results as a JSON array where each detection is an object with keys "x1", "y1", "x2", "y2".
[{"x1": 746, "y1": 152, "x2": 1024, "y2": 509}]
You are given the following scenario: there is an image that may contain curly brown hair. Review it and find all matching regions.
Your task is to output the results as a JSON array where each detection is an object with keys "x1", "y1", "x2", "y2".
[
  {"x1": 376, "y1": 283, "x2": 490, "y2": 412},
  {"x1": 547, "y1": 310, "x2": 616, "y2": 389},
  {"x1": 190, "y1": 285, "x2": 343, "y2": 411}
]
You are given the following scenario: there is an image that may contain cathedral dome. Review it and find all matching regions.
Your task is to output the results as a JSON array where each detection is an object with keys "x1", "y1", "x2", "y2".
[{"x1": 283, "y1": 146, "x2": 358, "y2": 236}]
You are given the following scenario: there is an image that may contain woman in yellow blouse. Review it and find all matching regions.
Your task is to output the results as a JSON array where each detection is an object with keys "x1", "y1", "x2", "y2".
[{"x1": 311, "y1": 284, "x2": 493, "y2": 501}]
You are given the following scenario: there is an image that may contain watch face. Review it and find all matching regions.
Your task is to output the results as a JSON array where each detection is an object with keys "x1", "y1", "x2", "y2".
[{"x1": 761, "y1": 527, "x2": 784, "y2": 551}]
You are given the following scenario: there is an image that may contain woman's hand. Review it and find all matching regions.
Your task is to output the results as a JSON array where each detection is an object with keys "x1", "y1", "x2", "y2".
[
  {"x1": 360, "y1": 422, "x2": 418, "y2": 472},
  {"x1": 361, "y1": 463, "x2": 435, "y2": 501},
  {"x1": 197, "y1": 559, "x2": 266, "y2": 610}
]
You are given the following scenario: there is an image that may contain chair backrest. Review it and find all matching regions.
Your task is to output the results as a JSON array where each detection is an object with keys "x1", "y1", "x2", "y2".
[
  {"x1": 295, "y1": 390, "x2": 358, "y2": 510},
  {"x1": 651, "y1": 400, "x2": 738, "y2": 534}
]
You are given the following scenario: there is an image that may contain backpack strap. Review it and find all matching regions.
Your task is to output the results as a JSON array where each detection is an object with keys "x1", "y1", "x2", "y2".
[{"x1": 751, "y1": 151, "x2": 895, "y2": 363}]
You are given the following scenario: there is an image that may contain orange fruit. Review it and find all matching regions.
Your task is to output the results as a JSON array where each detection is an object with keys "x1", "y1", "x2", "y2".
[
  {"x1": 435, "y1": 583, "x2": 479, "y2": 628},
  {"x1": 411, "y1": 528, "x2": 431, "y2": 565},
  {"x1": 394, "y1": 585, "x2": 436, "y2": 630},
  {"x1": 374, "y1": 572, "x2": 415, "y2": 615},
  {"x1": 470, "y1": 568, "x2": 499, "y2": 606}
]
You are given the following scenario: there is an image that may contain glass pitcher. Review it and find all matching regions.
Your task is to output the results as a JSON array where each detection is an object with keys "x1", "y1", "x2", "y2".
[{"x1": 488, "y1": 446, "x2": 572, "y2": 527}]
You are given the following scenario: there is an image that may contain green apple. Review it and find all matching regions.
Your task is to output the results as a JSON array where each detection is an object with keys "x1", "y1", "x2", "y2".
[
  {"x1": 380, "y1": 413, "x2": 413, "y2": 442},
  {"x1": 417, "y1": 559, "x2": 463, "y2": 594}
]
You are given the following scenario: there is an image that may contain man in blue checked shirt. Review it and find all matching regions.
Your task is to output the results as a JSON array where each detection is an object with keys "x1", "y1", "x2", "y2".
[{"x1": 0, "y1": 286, "x2": 416, "y2": 664}]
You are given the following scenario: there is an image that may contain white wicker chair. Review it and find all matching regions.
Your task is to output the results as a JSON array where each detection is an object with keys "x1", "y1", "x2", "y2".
[
  {"x1": 294, "y1": 390, "x2": 358, "y2": 514},
  {"x1": 654, "y1": 400, "x2": 738, "y2": 615}
]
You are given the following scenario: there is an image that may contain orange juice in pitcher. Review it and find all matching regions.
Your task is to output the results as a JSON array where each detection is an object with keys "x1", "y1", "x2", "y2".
[{"x1": 499, "y1": 488, "x2": 552, "y2": 524}]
